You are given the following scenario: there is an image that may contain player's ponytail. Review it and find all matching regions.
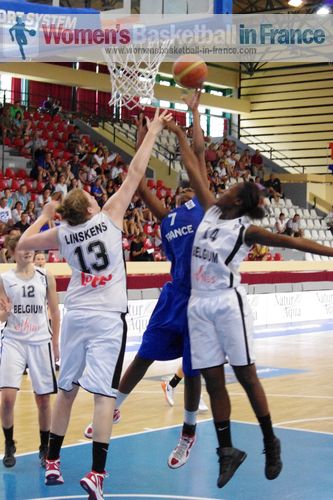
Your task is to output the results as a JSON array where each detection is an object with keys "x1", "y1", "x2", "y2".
[
  {"x1": 238, "y1": 183, "x2": 265, "y2": 220},
  {"x1": 57, "y1": 189, "x2": 90, "y2": 226}
]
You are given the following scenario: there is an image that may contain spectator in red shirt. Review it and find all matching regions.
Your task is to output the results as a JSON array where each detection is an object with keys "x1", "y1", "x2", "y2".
[
  {"x1": 205, "y1": 143, "x2": 218, "y2": 170},
  {"x1": 251, "y1": 149, "x2": 265, "y2": 178}
]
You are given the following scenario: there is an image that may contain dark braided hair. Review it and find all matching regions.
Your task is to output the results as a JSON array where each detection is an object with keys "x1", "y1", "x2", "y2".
[{"x1": 237, "y1": 182, "x2": 265, "y2": 219}]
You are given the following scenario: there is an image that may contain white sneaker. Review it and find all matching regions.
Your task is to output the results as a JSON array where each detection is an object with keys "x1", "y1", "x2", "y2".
[
  {"x1": 84, "y1": 423, "x2": 93, "y2": 439},
  {"x1": 80, "y1": 470, "x2": 106, "y2": 500},
  {"x1": 161, "y1": 380, "x2": 174, "y2": 407},
  {"x1": 198, "y1": 396, "x2": 209, "y2": 413},
  {"x1": 45, "y1": 458, "x2": 64, "y2": 485},
  {"x1": 168, "y1": 433, "x2": 196, "y2": 469},
  {"x1": 84, "y1": 408, "x2": 121, "y2": 439}
]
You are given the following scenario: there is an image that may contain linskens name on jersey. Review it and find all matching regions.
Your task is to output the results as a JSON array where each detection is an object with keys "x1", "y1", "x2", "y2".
[
  {"x1": 192, "y1": 245, "x2": 219, "y2": 263},
  {"x1": 165, "y1": 224, "x2": 194, "y2": 242},
  {"x1": 64, "y1": 222, "x2": 107, "y2": 245},
  {"x1": 13, "y1": 304, "x2": 43, "y2": 314}
]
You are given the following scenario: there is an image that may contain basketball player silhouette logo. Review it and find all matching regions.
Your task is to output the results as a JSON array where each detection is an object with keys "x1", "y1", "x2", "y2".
[{"x1": 9, "y1": 16, "x2": 36, "y2": 61}]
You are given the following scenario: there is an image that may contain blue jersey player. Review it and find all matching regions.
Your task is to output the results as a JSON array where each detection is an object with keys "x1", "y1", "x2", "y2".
[{"x1": 87, "y1": 91, "x2": 209, "y2": 469}]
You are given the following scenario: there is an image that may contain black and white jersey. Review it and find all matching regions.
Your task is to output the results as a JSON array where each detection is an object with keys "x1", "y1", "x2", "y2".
[
  {"x1": 191, "y1": 205, "x2": 251, "y2": 293},
  {"x1": 1, "y1": 267, "x2": 50, "y2": 343},
  {"x1": 58, "y1": 211, "x2": 127, "y2": 313}
]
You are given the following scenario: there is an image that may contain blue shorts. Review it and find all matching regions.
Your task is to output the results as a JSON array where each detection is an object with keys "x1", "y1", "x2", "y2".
[{"x1": 138, "y1": 282, "x2": 199, "y2": 377}]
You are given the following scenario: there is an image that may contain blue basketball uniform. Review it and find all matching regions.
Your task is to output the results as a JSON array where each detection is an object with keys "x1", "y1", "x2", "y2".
[{"x1": 138, "y1": 197, "x2": 204, "y2": 376}]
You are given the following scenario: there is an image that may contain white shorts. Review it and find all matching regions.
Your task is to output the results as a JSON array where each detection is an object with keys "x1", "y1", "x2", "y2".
[
  {"x1": 58, "y1": 309, "x2": 127, "y2": 398},
  {"x1": 0, "y1": 338, "x2": 57, "y2": 395},
  {"x1": 188, "y1": 286, "x2": 255, "y2": 369}
]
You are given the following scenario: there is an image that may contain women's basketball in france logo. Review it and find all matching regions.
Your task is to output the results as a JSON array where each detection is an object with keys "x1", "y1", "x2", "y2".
[{"x1": 9, "y1": 15, "x2": 37, "y2": 60}]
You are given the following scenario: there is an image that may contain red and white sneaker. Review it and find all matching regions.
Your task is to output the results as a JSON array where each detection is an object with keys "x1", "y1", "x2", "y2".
[
  {"x1": 113, "y1": 408, "x2": 121, "y2": 424},
  {"x1": 45, "y1": 458, "x2": 64, "y2": 485},
  {"x1": 84, "y1": 409, "x2": 121, "y2": 439},
  {"x1": 84, "y1": 423, "x2": 93, "y2": 439},
  {"x1": 80, "y1": 470, "x2": 106, "y2": 500},
  {"x1": 168, "y1": 433, "x2": 196, "y2": 469}
]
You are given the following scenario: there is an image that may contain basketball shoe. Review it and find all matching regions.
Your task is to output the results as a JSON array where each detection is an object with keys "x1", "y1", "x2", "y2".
[
  {"x1": 3, "y1": 440, "x2": 16, "y2": 468},
  {"x1": 216, "y1": 447, "x2": 247, "y2": 488},
  {"x1": 80, "y1": 470, "x2": 106, "y2": 500},
  {"x1": 39, "y1": 444, "x2": 48, "y2": 468},
  {"x1": 84, "y1": 408, "x2": 121, "y2": 439},
  {"x1": 161, "y1": 380, "x2": 175, "y2": 407},
  {"x1": 263, "y1": 437, "x2": 282, "y2": 480},
  {"x1": 45, "y1": 458, "x2": 64, "y2": 485},
  {"x1": 168, "y1": 433, "x2": 196, "y2": 468},
  {"x1": 198, "y1": 396, "x2": 209, "y2": 413}
]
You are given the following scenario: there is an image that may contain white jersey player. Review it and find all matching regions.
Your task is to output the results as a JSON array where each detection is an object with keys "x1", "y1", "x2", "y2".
[
  {"x1": 0, "y1": 235, "x2": 60, "y2": 469},
  {"x1": 165, "y1": 117, "x2": 333, "y2": 490},
  {"x1": 17, "y1": 109, "x2": 172, "y2": 499}
]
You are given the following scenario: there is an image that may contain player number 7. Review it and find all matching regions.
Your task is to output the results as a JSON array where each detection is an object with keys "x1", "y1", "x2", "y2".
[{"x1": 168, "y1": 213, "x2": 177, "y2": 226}]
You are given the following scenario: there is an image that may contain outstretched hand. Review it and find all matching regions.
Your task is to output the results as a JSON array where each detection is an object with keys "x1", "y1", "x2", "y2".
[
  {"x1": 146, "y1": 108, "x2": 173, "y2": 135},
  {"x1": 163, "y1": 118, "x2": 182, "y2": 134},
  {"x1": 41, "y1": 200, "x2": 60, "y2": 220},
  {"x1": 182, "y1": 89, "x2": 202, "y2": 112}
]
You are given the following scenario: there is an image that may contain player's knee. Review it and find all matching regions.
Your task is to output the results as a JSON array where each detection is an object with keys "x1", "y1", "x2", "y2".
[
  {"x1": 204, "y1": 376, "x2": 225, "y2": 398},
  {"x1": 35, "y1": 395, "x2": 50, "y2": 411},
  {"x1": 1, "y1": 395, "x2": 15, "y2": 411},
  {"x1": 233, "y1": 366, "x2": 259, "y2": 389}
]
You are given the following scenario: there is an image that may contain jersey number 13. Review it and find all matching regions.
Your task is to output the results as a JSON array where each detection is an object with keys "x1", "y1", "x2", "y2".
[{"x1": 74, "y1": 241, "x2": 109, "y2": 274}]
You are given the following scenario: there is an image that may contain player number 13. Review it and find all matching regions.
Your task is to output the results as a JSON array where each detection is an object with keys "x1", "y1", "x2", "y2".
[{"x1": 74, "y1": 241, "x2": 109, "y2": 274}]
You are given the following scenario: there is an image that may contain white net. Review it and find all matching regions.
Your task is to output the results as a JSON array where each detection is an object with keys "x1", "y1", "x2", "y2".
[{"x1": 103, "y1": 39, "x2": 172, "y2": 110}]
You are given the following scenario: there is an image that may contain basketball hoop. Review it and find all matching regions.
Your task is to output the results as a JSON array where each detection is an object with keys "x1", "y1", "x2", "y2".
[{"x1": 103, "y1": 38, "x2": 172, "y2": 110}]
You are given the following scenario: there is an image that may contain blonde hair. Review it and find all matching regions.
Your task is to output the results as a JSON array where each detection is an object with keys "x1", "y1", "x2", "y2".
[
  {"x1": 57, "y1": 189, "x2": 90, "y2": 226},
  {"x1": 4, "y1": 235, "x2": 21, "y2": 255}
]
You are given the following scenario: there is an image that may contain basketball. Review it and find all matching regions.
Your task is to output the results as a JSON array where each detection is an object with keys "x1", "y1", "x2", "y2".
[
  {"x1": 29, "y1": 29, "x2": 36, "y2": 36},
  {"x1": 172, "y1": 56, "x2": 208, "y2": 89}
]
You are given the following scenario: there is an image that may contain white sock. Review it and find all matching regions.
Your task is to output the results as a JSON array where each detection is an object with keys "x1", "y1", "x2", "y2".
[
  {"x1": 115, "y1": 391, "x2": 128, "y2": 409},
  {"x1": 184, "y1": 410, "x2": 197, "y2": 426}
]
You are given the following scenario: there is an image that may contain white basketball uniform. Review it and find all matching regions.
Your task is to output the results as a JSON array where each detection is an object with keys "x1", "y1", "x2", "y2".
[
  {"x1": 0, "y1": 267, "x2": 57, "y2": 395},
  {"x1": 188, "y1": 205, "x2": 255, "y2": 369},
  {"x1": 57, "y1": 211, "x2": 127, "y2": 398}
]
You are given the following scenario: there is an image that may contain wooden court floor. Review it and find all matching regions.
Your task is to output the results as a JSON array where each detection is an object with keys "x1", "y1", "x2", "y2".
[{"x1": 4, "y1": 321, "x2": 333, "y2": 458}]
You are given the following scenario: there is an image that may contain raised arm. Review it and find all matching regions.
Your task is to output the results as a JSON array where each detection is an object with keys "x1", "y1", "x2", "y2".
[
  {"x1": 165, "y1": 120, "x2": 215, "y2": 212},
  {"x1": 17, "y1": 201, "x2": 59, "y2": 251},
  {"x1": 183, "y1": 90, "x2": 209, "y2": 187},
  {"x1": 136, "y1": 113, "x2": 148, "y2": 151},
  {"x1": 137, "y1": 178, "x2": 169, "y2": 221},
  {"x1": 135, "y1": 115, "x2": 169, "y2": 221},
  {"x1": 246, "y1": 225, "x2": 333, "y2": 257},
  {"x1": 102, "y1": 109, "x2": 172, "y2": 228}
]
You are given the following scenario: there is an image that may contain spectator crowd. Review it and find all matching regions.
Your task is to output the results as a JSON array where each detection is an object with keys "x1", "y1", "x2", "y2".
[{"x1": 0, "y1": 99, "x2": 310, "y2": 263}]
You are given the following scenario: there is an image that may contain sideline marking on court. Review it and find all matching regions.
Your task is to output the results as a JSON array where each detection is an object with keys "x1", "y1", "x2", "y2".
[
  {"x1": 27, "y1": 495, "x2": 223, "y2": 500},
  {"x1": 12, "y1": 417, "x2": 333, "y2": 460},
  {"x1": 13, "y1": 418, "x2": 213, "y2": 458},
  {"x1": 275, "y1": 416, "x2": 333, "y2": 427},
  {"x1": 231, "y1": 419, "x2": 333, "y2": 435},
  {"x1": 229, "y1": 391, "x2": 333, "y2": 400}
]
